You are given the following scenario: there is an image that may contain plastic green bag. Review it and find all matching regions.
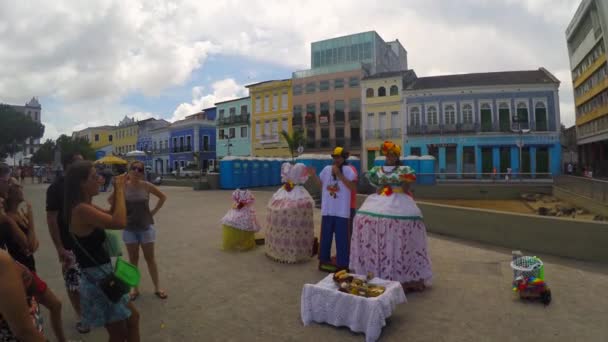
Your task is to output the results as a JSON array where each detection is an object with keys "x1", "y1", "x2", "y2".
[
  {"x1": 115, "y1": 257, "x2": 141, "y2": 287},
  {"x1": 104, "y1": 230, "x2": 123, "y2": 257}
]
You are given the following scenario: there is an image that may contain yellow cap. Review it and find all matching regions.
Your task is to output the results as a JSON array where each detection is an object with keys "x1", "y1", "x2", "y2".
[{"x1": 332, "y1": 147, "x2": 344, "y2": 156}]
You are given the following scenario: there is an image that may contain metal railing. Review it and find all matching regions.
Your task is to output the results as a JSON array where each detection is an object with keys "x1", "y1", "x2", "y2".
[
  {"x1": 431, "y1": 172, "x2": 553, "y2": 182},
  {"x1": 554, "y1": 175, "x2": 608, "y2": 204}
]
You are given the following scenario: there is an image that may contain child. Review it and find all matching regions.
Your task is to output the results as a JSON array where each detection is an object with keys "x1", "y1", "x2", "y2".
[{"x1": 220, "y1": 189, "x2": 261, "y2": 251}]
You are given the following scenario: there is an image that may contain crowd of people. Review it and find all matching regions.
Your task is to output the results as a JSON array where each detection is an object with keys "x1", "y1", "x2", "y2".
[{"x1": 0, "y1": 153, "x2": 168, "y2": 341}]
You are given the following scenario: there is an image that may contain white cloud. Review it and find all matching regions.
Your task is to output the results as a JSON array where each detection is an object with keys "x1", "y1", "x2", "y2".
[
  {"x1": 171, "y1": 78, "x2": 247, "y2": 122},
  {"x1": 1, "y1": 0, "x2": 582, "y2": 132}
]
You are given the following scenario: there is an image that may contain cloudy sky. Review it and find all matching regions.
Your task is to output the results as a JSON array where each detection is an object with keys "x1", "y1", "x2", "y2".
[{"x1": 0, "y1": 0, "x2": 581, "y2": 140}]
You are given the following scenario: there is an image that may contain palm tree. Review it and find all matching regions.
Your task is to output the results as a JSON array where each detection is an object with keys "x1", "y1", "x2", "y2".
[{"x1": 280, "y1": 129, "x2": 305, "y2": 164}]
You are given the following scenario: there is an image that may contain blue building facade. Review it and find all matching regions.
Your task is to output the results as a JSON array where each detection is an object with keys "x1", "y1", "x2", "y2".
[
  {"x1": 169, "y1": 109, "x2": 217, "y2": 172},
  {"x1": 401, "y1": 69, "x2": 562, "y2": 177},
  {"x1": 136, "y1": 119, "x2": 170, "y2": 169},
  {"x1": 215, "y1": 97, "x2": 251, "y2": 158}
]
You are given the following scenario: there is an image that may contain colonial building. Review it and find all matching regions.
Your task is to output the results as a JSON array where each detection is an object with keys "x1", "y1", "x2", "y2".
[
  {"x1": 361, "y1": 70, "x2": 417, "y2": 170},
  {"x1": 113, "y1": 116, "x2": 138, "y2": 156},
  {"x1": 168, "y1": 108, "x2": 217, "y2": 172},
  {"x1": 566, "y1": 0, "x2": 608, "y2": 176},
  {"x1": 247, "y1": 79, "x2": 293, "y2": 157},
  {"x1": 292, "y1": 31, "x2": 408, "y2": 155},
  {"x1": 72, "y1": 125, "x2": 116, "y2": 150},
  {"x1": 402, "y1": 68, "x2": 562, "y2": 177},
  {"x1": 135, "y1": 119, "x2": 170, "y2": 169},
  {"x1": 5, "y1": 97, "x2": 43, "y2": 164},
  {"x1": 149, "y1": 125, "x2": 171, "y2": 175},
  {"x1": 215, "y1": 96, "x2": 251, "y2": 158}
]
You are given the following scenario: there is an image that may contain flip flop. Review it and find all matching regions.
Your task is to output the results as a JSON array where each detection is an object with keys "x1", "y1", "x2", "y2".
[{"x1": 155, "y1": 290, "x2": 168, "y2": 299}]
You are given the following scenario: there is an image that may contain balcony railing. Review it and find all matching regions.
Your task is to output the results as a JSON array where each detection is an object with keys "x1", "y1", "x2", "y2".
[
  {"x1": 389, "y1": 128, "x2": 402, "y2": 138},
  {"x1": 319, "y1": 115, "x2": 330, "y2": 125},
  {"x1": 305, "y1": 114, "x2": 316, "y2": 124},
  {"x1": 260, "y1": 135, "x2": 280, "y2": 144},
  {"x1": 152, "y1": 148, "x2": 171, "y2": 154},
  {"x1": 217, "y1": 114, "x2": 250, "y2": 126},
  {"x1": 365, "y1": 129, "x2": 376, "y2": 139},
  {"x1": 172, "y1": 145, "x2": 192, "y2": 153}
]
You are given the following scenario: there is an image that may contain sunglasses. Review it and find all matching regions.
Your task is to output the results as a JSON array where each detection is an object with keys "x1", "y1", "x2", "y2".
[{"x1": 131, "y1": 167, "x2": 144, "y2": 173}]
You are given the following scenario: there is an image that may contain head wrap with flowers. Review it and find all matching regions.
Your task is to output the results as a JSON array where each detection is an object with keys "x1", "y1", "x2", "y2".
[
  {"x1": 380, "y1": 141, "x2": 401, "y2": 157},
  {"x1": 280, "y1": 163, "x2": 309, "y2": 192},
  {"x1": 232, "y1": 189, "x2": 255, "y2": 209}
]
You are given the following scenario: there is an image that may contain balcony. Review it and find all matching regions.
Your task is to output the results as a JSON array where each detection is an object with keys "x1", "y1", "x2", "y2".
[
  {"x1": 172, "y1": 145, "x2": 192, "y2": 153},
  {"x1": 408, "y1": 125, "x2": 423, "y2": 135},
  {"x1": 334, "y1": 112, "x2": 345, "y2": 123},
  {"x1": 260, "y1": 134, "x2": 280, "y2": 144},
  {"x1": 459, "y1": 123, "x2": 476, "y2": 132},
  {"x1": 319, "y1": 115, "x2": 330, "y2": 126},
  {"x1": 442, "y1": 124, "x2": 458, "y2": 133},
  {"x1": 427, "y1": 125, "x2": 441, "y2": 134},
  {"x1": 217, "y1": 114, "x2": 250, "y2": 126},
  {"x1": 152, "y1": 148, "x2": 171, "y2": 154},
  {"x1": 292, "y1": 115, "x2": 303, "y2": 127},
  {"x1": 365, "y1": 129, "x2": 377, "y2": 139},
  {"x1": 389, "y1": 128, "x2": 402, "y2": 138}
]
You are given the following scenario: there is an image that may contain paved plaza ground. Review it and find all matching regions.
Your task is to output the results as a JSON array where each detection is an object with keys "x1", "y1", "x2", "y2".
[{"x1": 22, "y1": 184, "x2": 608, "y2": 341}]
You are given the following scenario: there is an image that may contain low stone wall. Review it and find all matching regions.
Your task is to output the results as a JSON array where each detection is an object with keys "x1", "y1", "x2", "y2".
[
  {"x1": 553, "y1": 186, "x2": 608, "y2": 217},
  {"x1": 412, "y1": 183, "x2": 552, "y2": 200},
  {"x1": 417, "y1": 201, "x2": 608, "y2": 263}
]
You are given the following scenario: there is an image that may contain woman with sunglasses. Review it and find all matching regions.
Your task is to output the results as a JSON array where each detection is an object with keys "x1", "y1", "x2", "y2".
[{"x1": 114, "y1": 161, "x2": 167, "y2": 301}]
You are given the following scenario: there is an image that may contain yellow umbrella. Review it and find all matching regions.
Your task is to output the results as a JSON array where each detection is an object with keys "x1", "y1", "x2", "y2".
[{"x1": 94, "y1": 155, "x2": 128, "y2": 165}]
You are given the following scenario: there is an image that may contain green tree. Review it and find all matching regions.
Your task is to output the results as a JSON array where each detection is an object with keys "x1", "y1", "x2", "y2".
[
  {"x1": 31, "y1": 139, "x2": 56, "y2": 164},
  {"x1": 0, "y1": 104, "x2": 45, "y2": 158},
  {"x1": 280, "y1": 129, "x2": 305, "y2": 163},
  {"x1": 31, "y1": 135, "x2": 95, "y2": 164}
]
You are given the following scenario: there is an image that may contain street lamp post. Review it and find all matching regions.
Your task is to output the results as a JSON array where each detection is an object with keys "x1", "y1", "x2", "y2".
[{"x1": 512, "y1": 115, "x2": 530, "y2": 179}]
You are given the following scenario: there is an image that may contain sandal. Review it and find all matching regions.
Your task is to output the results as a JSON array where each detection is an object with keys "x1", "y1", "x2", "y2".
[{"x1": 154, "y1": 290, "x2": 168, "y2": 299}]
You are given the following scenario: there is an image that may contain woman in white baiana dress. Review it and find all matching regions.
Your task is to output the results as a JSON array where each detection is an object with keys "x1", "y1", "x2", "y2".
[{"x1": 265, "y1": 163, "x2": 316, "y2": 263}]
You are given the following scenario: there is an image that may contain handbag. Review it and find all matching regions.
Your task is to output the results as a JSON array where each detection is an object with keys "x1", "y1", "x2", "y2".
[{"x1": 71, "y1": 232, "x2": 131, "y2": 303}]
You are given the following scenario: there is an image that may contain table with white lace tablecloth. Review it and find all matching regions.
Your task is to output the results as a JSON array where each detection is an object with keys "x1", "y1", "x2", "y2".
[{"x1": 300, "y1": 274, "x2": 406, "y2": 342}]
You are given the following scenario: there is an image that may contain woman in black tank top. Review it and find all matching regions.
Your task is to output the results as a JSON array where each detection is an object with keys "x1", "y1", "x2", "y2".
[{"x1": 65, "y1": 160, "x2": 140, "y2": 341}]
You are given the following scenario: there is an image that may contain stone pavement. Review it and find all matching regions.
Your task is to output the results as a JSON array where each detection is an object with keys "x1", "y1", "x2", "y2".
[{"x1": 21, "y1": 184, "x2": 608, "y2": 342}]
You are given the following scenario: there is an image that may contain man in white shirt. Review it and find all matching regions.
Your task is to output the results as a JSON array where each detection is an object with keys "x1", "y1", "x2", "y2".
[{"x1": 308, "y1": 147, "x2": 357, "y2": 272}]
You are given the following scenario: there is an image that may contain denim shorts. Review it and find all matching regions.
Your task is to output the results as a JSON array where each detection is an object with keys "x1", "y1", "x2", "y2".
[{"x1": 122, "y1": 226, "x2": 156, "y2": 244}]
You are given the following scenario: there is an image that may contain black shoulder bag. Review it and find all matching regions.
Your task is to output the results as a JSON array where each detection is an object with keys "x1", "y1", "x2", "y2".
[{"x1": 71, "y1": 233, "x2": 129, "y2": 303}]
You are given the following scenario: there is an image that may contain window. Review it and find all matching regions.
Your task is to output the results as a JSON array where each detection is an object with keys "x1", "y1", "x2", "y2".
[
  {"x1": 320, "y1": 80, "x2": 330, "y2": 91},
  {"x1": 241, "y1": 126, "x2": 248, "y2": 138},
  {"x1": 272, "y1": 120, "x2": 279, "y2": 136},
  {"x1": 389, "y1": 85, "x2": 398, "y2": 96},
  {"x1": 94, "y1": 134, "x2": 99, "y2": 142},
  {"x1": 410, "y1": 107, "x2": 421, "y2": 126},
  {"x1": 349, "y1": 98, "x2": 361, "y2": 121},
  {"x1": 498, "y1": 102, "x2": 510, "y2": 132},
  {"x1": 320, "y1": 102, "x2": 330, "y2": 124},
  {"x1": 444, "y1": 105, "x2": 456, "y2": 125},
  {"x1": 334, "y1": 100, "x2": 345, "y2": 122},
  {"x1": 334, "y1": 78, "x2": 344, "y2": 89},
  {"x1": 391, "y1": 111, "x2": 399, "y2": 128},
  {"x1": 293, "y1": 105, "x2": 303, "y2": 124},
  {"x1": 273, "y1": 93, "x2": 278, "y2": 110},
  {"x1": 480, "y1": 103, "x2": 492, "y2": 131},
  {"x1": 229, "y1": 128, "x2": 236, "y2": 139},
  {"x1": 378, "y1": 87, "x2": 386, "y2": 97},
  {"x1": 264, "y1": 121, "x2": 270, "y2": 137},
  {"x1": 535, "y1": 102, "x2": 547, "y2": 131},
  {"x1": 293, "y1": 85, "x2": 303, "y2": 95},
  {"x1": 462, "y1": 104, "x2": 473, "y2": 124},
  {"x1": 516, "y1": 102, "x2": 529, "y2": 128},
  {"x1": 367, "y1": 113, "x2": 375, "y2": 130},
  {"x1": 219, "y1": 130, "x2": 225, "y2": 140},
  {"x1": 186, "y1": 136, "x2": 191, "y2": 150},
  {"x1": 264, "y1": 95, "x2": 269, "y2": 112},
  {"x1": 219, "y1": 109, "x2": 225, "y2": 118},
  {"x1": 282, "y1": 118, "x2": 288, "y2": 133},
  {"x1": 203, "y1": 136, "x2": 210, "y2": 151},
  {"x1": 256, "y1": 122, "x2": 261, "y2": 138},
  {"x1": 306, "y1": 103, "x2": 316, "y2": 124},
  {"x1": 349, "y1": 77, "x2": 359, "y2": 87},
  {"x1": 306, "y1": 82, "x2": 316, "y2": 94},
  {"x1": 255, "y1": 96, "x2": 261, "y2": 113},
  {"x1": 240, "y1": 105, "x2": 247, "y2": 115},
  {"x1": 427, "y1": 106, "x2": 438, "y2": 125},
  {"x1": 281, "y1": 91, "x2": 288, "y2": 109},
  {"x1": 366, "y1": 88, "x2": 374, "y2": 98},
  {"x1": 109, "y1": 135, "x2": 113, "y2": 142},
  {"x1": 379, "y1": 112, "x2": 387, "y2": 130},
  {"x1": 229, "y1": 107, "x2": 236, "y2": 116}
]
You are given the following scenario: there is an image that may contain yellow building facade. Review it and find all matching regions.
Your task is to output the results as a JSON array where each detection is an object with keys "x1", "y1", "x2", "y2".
[
  {"x1": 113, "y1": 116, "x2": 138, "y2": 155},
  {"x1": 361, "y1": 73, "x2": 407, "y2": 170},
  {"x1": 247, "y1": 79, "x2": 293, "y2": 157},
  {"x1": 72, "y1": 126, "x2": 116, "y2": 150}
]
